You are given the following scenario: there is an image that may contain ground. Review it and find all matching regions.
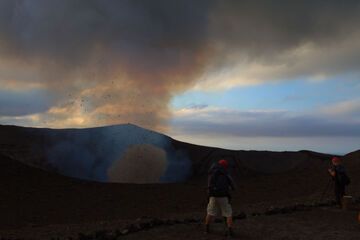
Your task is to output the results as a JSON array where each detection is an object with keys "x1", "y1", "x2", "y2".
[
  {"x1": 1, "y1": 206, "x2": 359, "y2": 240},
  {"x1": 0, "y1": 126, "x2": 359, "y2": 239}
]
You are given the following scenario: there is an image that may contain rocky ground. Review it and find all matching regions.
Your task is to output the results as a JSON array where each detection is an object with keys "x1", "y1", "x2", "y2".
[
  {"x1": 0, "y1": 153, "x2": 359, "y2": 239},
  {"x1": 0, "y1": 124, "x2": 359, "y2": 239},
  {"x1": 1, "y1": 203, "x2": 359, "y2": 240},
  {"x1": 119, "y1": 207, "x2": 360, "y2": 240}
]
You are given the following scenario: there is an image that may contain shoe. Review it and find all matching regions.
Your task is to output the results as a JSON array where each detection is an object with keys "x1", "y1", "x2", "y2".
[
  {"x1": 204, "y1": 224, "x2": 210, "y2": 234},
  {"x1": 226, "y1": 227, "x2": 234, "y2": 237}
]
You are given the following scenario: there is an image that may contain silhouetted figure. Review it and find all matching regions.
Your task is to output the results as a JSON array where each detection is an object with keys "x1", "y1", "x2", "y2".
[
  {"x1": 204, "y1": 159, "x2": 235, "y2": 237},
  {"x1": 328, "y1": 157, "x2": 350, "y2": 206}
]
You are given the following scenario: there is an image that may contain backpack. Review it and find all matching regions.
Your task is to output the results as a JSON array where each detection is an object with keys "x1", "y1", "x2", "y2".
[
  {"x1": 334, "y1": 165, "x2": 350, "y2": 186},
  {"x1": 340, "y1": 173, "x2": 351, "y2": 186},
  {"x1": 336, "y1": 169, "x2": 351, "y2": 186},
  {"x1": 208, "y1": 168, "x2": 231, "y2": 197}
]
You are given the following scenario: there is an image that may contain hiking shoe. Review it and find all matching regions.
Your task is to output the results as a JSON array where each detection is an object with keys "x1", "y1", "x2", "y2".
[
  {"x1": 204, "y1": 224, "x2": 210, "y2": 234},
  {"x1": 226, "y1": 227, "x2": 234, "y2": 237}
]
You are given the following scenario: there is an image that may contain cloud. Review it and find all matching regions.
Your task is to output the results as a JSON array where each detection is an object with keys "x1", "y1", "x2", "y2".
[
  {"x1": 1, "y1": 0, "x2": 360, "y2": 128},
  {"x1": 0, "y1": 89, "x2": 54, "y2": 116},
  {"x1": 0, "y1": 0, "x2": 213, "y2": 129},
  {"x1": 320, "y1": 99, "x2": 360, "y2": 118},
  {"x1": 194, "y1": 1, "x2": 360, "y2": 90},
  {"x1": 194, "y1": 33, "x2": 360, "y2": 90},
  {"x1": 170, "y1": 105, "x2": 360, "y2": 138}
]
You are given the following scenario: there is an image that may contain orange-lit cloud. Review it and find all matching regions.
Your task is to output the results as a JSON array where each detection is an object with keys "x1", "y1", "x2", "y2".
[
  {"x1": 0, "y1": 0, "x2": 213, "y2": 130},
  {"x1": 1, "y1": 0, "x2": 360, "y2": 130}
]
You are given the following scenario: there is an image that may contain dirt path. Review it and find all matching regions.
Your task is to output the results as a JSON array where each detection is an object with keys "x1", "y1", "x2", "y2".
[
  {"x1": 1, "y1": 207, "x2": 358, "y2": 240},
  {"x1": 120, "y1": 208, "x2": 360, "y2": 240}
]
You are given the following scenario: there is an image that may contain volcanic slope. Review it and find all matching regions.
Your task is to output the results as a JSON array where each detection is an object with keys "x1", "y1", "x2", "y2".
[
  {"x1": 0, "y1": 124, "x2": 343, "y2": 183},
  {"x1": 0, "y1": 153, "x2": 360, "y2": 239},
  {"x1": 0, "y1": 125, "x2": 360, "y2": 239}
]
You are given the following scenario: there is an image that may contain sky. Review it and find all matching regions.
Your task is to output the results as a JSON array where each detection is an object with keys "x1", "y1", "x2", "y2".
[{"x1": 0, "y1": 0, "x2": 360, "y2": 154}]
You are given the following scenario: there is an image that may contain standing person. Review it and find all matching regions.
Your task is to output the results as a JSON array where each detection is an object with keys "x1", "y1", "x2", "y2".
[
  {"x1": 328, "y1": 156, "x2": 350, "y2": 206},
  {"x1": 205, "y1": 159, "x2": 235, "y2": 237}
]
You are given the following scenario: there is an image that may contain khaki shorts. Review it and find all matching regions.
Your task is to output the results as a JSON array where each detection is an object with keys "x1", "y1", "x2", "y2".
[{"x1": 207, "y1": 196, "x2": 232, "y2": 217}]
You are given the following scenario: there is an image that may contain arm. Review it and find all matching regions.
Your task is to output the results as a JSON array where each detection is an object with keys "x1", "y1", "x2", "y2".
[
  {"x1": 328, "y1": 168, "x2": 336, "y2": 177},
  {"x1": 227, "y1": 175, "x2": 235, "y2": 191}
]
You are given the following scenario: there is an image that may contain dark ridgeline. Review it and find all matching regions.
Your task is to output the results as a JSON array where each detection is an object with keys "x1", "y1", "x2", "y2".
[{"x1": 0, "y1": 124, "x2": 337, "y2": 183}]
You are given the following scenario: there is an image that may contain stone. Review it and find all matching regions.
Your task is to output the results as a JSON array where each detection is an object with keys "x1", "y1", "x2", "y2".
[{"x1": 342, "y1": 195, "x2": 353, "y2": 210}]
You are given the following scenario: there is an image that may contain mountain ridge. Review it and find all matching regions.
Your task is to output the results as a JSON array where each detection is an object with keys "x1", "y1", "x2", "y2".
[{"x1": 0, "y1": 124, "x2": 356, "y2": 183}]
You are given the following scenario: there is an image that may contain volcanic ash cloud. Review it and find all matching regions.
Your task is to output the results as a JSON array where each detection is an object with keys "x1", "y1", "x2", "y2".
[
  {"x1": 107, "y1": 144, "x2": 167, "y2": 183},
  {"x1": 0, "y1": 0, "x2": 212, "y2": 130}
]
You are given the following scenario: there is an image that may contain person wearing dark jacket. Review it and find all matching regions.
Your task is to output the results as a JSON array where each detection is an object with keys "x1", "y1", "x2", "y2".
[
  {"x1": 328, "y1": 156, "x2": 349, "y2": 206},
  {"x1": 205, "y1": 159, "x2": 235, "y2": 236}
]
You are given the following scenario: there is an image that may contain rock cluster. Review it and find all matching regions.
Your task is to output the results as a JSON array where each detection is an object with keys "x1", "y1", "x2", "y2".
[
  {"x1": 263, "y1": 200, "x2": 337, "y2": 216},
  {"x1": 60, "y1": 198, "x2": 354, "y2": 240},
  {"x1": 74, "y1": 217, "x2": 202, "y2": 240}
]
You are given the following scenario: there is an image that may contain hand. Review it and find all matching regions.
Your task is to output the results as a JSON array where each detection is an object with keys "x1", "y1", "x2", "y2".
[{"x1": 328, "y1": 169, "x2": 336, "y2": 177}]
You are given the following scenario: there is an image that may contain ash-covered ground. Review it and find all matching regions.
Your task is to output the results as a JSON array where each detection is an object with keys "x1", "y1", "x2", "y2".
[{"x1": 0, "y1": 125, "x2": 359, "y2": 239}]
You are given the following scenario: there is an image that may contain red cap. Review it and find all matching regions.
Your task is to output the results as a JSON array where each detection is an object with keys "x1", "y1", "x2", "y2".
[
  {"x1": 218, "y1": 159, "x2": 228, "y2": 169},
  {"x1": 332, "y1": 157, "x2": 341, "y2": 164}
]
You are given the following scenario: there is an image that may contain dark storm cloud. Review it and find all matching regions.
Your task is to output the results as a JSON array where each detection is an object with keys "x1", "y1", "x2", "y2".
[
  {"x1": 1, "y1": 0, "x2": 360, "y2": 127},
  {"x1": 0, "y1": 0, "x2": 212, "y2": 72},
  {"x1": 198, "y1": 0, "x2": 360, "y2": 89},
  {"x1": 209, "y1": 1, "x2": 360, "y2": 55},
  {"x1": 12, "y1": 1, "x2": 209, "y2": 64}
]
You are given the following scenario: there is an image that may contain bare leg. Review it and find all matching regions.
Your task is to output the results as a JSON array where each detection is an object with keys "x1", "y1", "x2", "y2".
[
  {"x1": 226, "y1": 216, "x2": 233, "y2": 228},
  {"x1": 205, "y1": 214, "x2": 214, "y2": 233},
  {"x1": 226, "y1": 217, "x2": 234, "y2": 237},
  {"x1": 205, "y1": 214, "x2": 214, "y2": 224}
]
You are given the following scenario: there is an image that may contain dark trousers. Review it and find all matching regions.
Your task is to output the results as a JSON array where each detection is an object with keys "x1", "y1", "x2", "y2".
[{"x1": 334, "y1": 183, "x2": 345, "y2": 205}]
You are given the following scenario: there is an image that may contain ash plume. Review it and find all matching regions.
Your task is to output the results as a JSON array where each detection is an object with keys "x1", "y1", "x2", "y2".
[
  {"x1": 1, "y1": 0, "x2": 360, "y2": 128},
  {"x1": 0, "y1": 0, "x2": 213, "y2": 130},
  {"x1": 107, "y1": 144, "x2": 167, "y2": 183}
]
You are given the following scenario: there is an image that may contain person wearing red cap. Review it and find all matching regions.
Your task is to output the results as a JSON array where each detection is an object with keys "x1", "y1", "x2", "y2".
[
  {"x1": 205, "y1": 159, "x2": 235, "y2": 237},
  {"x1": 328, "y1": 157, "x2": 350, "y2": 206}
]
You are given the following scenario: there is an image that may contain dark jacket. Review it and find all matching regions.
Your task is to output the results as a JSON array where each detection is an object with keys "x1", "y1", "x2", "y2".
[
  {"x1": 331, "y1": 164, "x2": 349, "y2": 186},
  {"x1": 208, "y1": 164, "x2": 235, "y2": 198}
]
